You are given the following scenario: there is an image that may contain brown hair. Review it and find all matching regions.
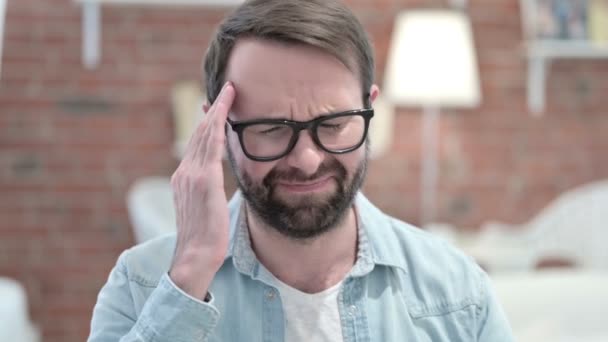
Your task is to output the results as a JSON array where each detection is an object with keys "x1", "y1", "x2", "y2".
[{"x1": 203, "y1": 0, "x2": 375, "y2": 107}]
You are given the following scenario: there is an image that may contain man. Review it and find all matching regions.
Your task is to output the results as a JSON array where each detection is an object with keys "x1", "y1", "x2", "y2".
[{"x1": 89, "y1": 0, "x2": 513, "y2": 341}]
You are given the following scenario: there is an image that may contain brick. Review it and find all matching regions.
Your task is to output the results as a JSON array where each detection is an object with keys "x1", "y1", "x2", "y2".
[{"x1": 2, "y1": 0, "x2": 608, "y2": 341}]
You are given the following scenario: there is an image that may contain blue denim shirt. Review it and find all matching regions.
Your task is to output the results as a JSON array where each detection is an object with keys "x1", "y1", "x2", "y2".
[{"x1": 88, "y1": 192, "x2": 513, "y2": 341}]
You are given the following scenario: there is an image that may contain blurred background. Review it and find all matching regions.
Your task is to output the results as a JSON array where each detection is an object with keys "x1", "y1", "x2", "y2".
[{"x1": 1, "y1": 0, "x2": 607, "y2": 341}]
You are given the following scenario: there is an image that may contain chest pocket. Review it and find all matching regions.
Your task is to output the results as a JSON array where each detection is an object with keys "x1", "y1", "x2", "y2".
[{"x1": 407, "y1": 301, "x2": 478, "y2": 342}]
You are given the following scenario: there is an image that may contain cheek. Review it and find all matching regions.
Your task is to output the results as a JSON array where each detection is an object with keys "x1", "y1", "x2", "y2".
[
  {"x1": 339, "y1": 148, "x2": 366, "y2": 175},
  {"x1": 244, "y1": 161, "x2": 275, "y2": 182}
]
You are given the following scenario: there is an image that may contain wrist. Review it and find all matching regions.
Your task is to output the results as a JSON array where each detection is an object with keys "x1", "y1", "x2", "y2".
[
  {"x1": 169, "y1": 266, "x2": 214, "y2": 300},
  {"x1": 169, "y1": 253, "x2": 222, "y2": 300}
]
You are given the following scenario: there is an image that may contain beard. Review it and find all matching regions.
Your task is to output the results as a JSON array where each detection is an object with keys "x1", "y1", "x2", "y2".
[{"x1": 227, "y1": 142, "x2": 369, "y2": 240}]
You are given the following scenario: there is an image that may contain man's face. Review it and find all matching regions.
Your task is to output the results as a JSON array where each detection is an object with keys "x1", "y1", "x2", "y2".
[{"x1": 224, "y1": 38, "x2": 377, "y2": 240}]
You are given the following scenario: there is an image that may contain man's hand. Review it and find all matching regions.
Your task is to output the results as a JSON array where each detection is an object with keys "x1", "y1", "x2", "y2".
[{"x1": 169, "y1": 82, "x2": 236, "y2": 300}]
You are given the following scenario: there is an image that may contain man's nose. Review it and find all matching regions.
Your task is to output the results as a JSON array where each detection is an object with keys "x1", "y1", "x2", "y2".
[{"x1": 283, "y1": 130, "x2": 324, "y2": 176}]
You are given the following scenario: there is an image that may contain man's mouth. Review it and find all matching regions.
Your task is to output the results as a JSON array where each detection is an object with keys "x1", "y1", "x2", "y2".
[{"x1": 275, "y1": 176, "x2": 334, "y2": 193}]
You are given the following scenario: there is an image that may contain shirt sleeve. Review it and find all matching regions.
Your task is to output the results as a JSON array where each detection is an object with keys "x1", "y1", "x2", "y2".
[
  {"x1": 88, "y1": 250, "x2": 221, "y2": 342},
  {"x1": 475, "y1": 269, "x2": 515, "y2": 342}
]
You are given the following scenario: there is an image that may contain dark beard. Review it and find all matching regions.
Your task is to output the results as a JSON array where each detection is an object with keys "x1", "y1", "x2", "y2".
[{"x1": 227, "y1": 145, "x2": 368, "y2": 240}]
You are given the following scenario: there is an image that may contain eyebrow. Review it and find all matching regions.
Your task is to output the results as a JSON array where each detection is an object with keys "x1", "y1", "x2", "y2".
[{"x1": 228, "y1": 109, "x2": 366, "y2": 124}]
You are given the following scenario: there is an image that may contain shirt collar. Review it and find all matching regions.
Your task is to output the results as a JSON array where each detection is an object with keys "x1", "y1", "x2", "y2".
[{"x1": 224, "y1": 191, "x2": 409, "y2": 278}]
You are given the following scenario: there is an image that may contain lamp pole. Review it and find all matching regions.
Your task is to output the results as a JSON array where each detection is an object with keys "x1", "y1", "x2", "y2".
[{"x1": 421, "y1": 105, "x2": 440, "y2": 226}]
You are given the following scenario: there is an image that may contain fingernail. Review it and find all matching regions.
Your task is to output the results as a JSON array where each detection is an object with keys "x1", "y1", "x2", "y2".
[{"x1": 222, "y1": 81, "x2": 232, "y2": 91}]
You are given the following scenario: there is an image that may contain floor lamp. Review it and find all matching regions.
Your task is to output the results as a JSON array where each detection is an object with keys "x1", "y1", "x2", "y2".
[{"x1": 384, "y1": 9, "x2": 481, "y2": 226}]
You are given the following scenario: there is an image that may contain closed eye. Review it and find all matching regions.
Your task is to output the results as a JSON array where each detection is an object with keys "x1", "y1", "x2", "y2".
[
  {"x1": 320, "y1": 123, "x2": 343, "y2": 131},
  {"x1": 260, "y1": 126, "x2": 282, "y2": 134},
  {"x1": 251, "y1": 125, "x2": 290, "y2": 135}
]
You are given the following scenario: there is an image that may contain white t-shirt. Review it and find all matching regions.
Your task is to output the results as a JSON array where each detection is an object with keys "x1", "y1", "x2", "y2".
[{"x1": 259, "y1": 265, "x2": 344, "y2": 342}]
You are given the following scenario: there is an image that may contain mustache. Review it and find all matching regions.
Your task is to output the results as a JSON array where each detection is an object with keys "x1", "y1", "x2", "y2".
[{"x1": 263, "y1": 158, "x2": 347, "y2": 186}]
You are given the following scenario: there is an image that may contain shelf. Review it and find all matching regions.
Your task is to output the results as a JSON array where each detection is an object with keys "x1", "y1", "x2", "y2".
[
  {"x1": 75, "y1": 0, "x2": 244, "y2": 5},
  {"x1": 525, "y1": 40, "x2": 608, "y2": 115},
  {"x1": 74, "y1": 0, "x2": 244, "y2": 69},
  {"x1": 519, "y1": 0, "x2": 608, "y2": 115},
  {"x1": 528, "y1": 40, "x2": 608, "y2": 59}
]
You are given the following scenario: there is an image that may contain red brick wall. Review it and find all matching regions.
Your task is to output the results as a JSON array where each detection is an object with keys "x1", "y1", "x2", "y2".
[{"x1": 0, "y1": 0, "x2": 607, "y2": 341}]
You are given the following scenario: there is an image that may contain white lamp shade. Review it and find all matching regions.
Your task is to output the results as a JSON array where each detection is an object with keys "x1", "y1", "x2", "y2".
[{"x1": 384, "y1": 10, "x2": 481, "y2": 108}]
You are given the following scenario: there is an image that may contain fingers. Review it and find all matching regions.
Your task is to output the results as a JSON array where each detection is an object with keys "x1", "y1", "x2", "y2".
[
  {"x1": 201, "y1": 82, "x2": 235, "y2": 164},
  {"x1": 182, "y1": 82, "x2": 235, "y2": 164},
  {"x1": 206, "y1": 81, "x2": 234, "y2": 120},
  {"x1": 182, "y1": 118, "x2": 208, "y2": 162}
]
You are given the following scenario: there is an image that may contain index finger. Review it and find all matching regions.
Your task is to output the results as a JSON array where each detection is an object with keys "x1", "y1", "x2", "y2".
[
  {"x1": 208, "y1": 82, "x2": 235, "y2": 124},
  {"x1": 200, "y1": 82, "x2": 235, "y2": 163},
  {"x1": 182, "y1": 82, "x2": 235, "y2": 161}
]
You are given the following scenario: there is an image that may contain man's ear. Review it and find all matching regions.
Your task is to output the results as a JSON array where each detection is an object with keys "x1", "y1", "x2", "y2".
[
  {"x1": 369, "y1": 84, "x2": 380, "y2": 105},
  {"x1": 203, "y1": 103, "x2": 211, "y2": 114}
]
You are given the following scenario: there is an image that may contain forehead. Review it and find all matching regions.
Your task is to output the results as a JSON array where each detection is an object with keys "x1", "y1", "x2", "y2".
[{"x1": 225, "y1": 38, "x2": 363, "y2": 119}]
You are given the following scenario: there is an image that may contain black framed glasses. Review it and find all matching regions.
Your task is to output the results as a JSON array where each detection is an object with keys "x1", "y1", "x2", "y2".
[{"x1": 226, "y1": 109, "x2": 374, "y2": 162}]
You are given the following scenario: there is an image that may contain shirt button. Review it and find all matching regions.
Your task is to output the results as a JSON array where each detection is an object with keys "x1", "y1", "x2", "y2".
[
  {"x1": 349, "y1": 305, "x2": 357, "y2": 316},
  {"x1": 266, "y1": 289, "x2": 276, "y2": 301}
]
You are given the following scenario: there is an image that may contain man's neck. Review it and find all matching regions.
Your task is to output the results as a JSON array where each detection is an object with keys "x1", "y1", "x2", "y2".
[{"x1": 246, "y1": 204, "x2": 358, "y2": 294}]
